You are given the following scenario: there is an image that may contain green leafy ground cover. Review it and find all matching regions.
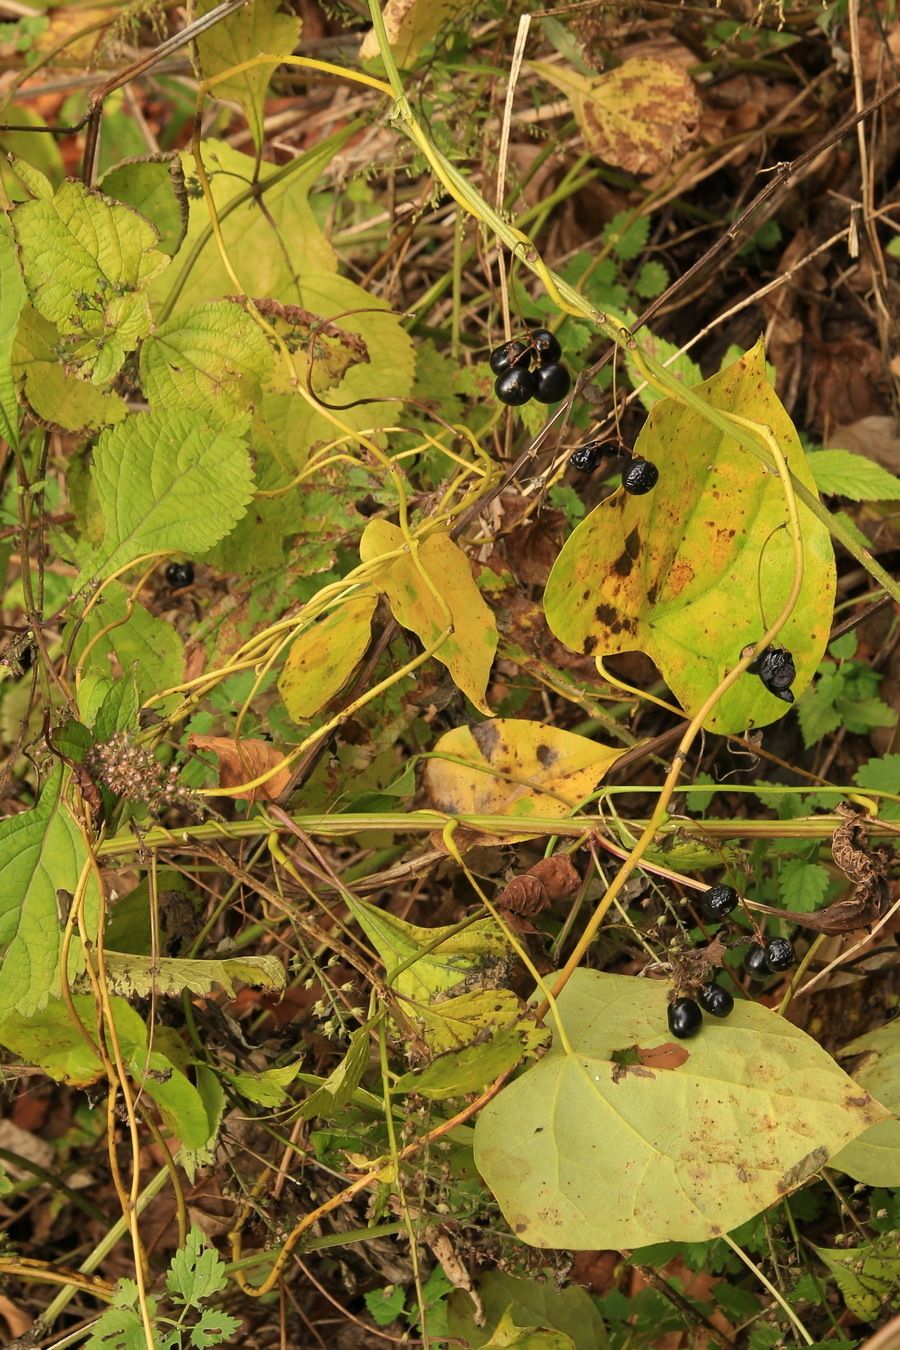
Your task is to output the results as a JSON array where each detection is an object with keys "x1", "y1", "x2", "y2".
[{"x1": 1, "y1": 1, "x2": 900, "y2": 1347}]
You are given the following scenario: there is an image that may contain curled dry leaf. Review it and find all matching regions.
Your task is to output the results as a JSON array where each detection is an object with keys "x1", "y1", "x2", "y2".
[
  {"x1": 496, "y1": 855, "x2": 582, "y2": 915},
  {"x1": 188, "y1": 733, "x2": 292, "y2": 802}
]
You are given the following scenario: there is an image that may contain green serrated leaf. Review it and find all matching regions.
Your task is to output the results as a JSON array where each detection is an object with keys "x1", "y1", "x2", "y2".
[
  {"x1": 10, "y1": 177, "x2": 169, "y2": 383},
  {"x1": 393, "y1": 1021, "x2": 549, "y2": 1099},
  {"x1": 854, "y1": 754, "x2": 900, "y2": 819},
  {"x1": 624, "y1": 328, "x2": 702, "y2": 412},
  {"x1": 603, "y1": 210, "x2": 650, "y2": 261},
  {"x1": 0, "y1": 216, "x2": 26, "y2": 449},
  {"x1": 808, "y1": 448, "x2": 900, "y2": 501},
  {"x1": 69, "y1": 581, "x2": 184, "y2": 705},
  {"x1": 342, "y1": 893, "x2": 509, "y2": 1003},
  {"x1": 365, "y1": 1285, "x2": 407, "y2": 1327},
  {"x1": 0, "y1": 765, "x2": 101, "y2": 1018},
  {"x1": 633, "y1": 260, "x2": 668, "y2": 299},
  {"x1": 196, "y1": 0, "x2": 302, "y2": 154},
  {"x1": 190, "y1": 1309, "x2": 243, "y2": 1349},
  {"x1": 92, "y1": 674, "x2": 140, "y2": 740},
  {"x1": 140, "y1": 300, "x2": 274, "y2": 429},
  {"x1": 228, "y1": 1060, "x2": 300, "y2": 1107},
  {"x1": 777, "y1": 859, "x2": 829, "y2": 913},
  {"x1": 814, "y1": 1235, "x2": 900, "y2": 1321},
  {"x1": 298, "y1": 1016, "x2": 379, "y2": 1121},
  {"x1": 84, "y1": 1305, "x2": 148, "y2": 1350},
  {"x1": 178, "y1": 1064, "x2": 226, "y2": 1181},
  {"x1": 12, "y1": 306, "x2": 128, "y2": 431},
  {"x1": 83, "y1": 408, "x2": 254, "y2": 582},
  {"x1": 100, "y1": 154, "x2": 189, "y2": 258},
  {"x1": 99, "y1": 950, "x2": 286, "y2": 998},
  {"x1": 168, "y1": 1225, "x2": 229, "y2": 1304}
]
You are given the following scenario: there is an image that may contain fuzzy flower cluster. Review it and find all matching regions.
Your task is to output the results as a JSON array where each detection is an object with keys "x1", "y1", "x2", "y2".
[{"x1": 86, "y1": 733, "x2": 202, "y2": 815}]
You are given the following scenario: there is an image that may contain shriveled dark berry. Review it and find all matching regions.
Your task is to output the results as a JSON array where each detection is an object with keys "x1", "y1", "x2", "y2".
[
  {"x1": 622, "y1": 459, "x2": 659, "y2": 495},
  {"x1": 697, "y1": 983, "x2": 735, "y2": 1018},
  {"x1": 495, "y1": 366, "x2": 536, "y2": 406},
  {"x1": 570, "y1": 440, "x2": 604, "y2": 473},
  {"x1": 532, "y1": 362, "x2": 571, "y2": 404},
  {"x1": 701, "y1": 883, "x2": 739, "y2": 921},
  {"x1": 668, "y1": 997, "x2": 703, "y2": 1039},
  {"x1": 166, "y1": 562, "x2": 195, "y2": 589},
  {"x1": 764, "y1": 937, "x2": 795, "y2": 972},
  {"x1": 489, "y1": 339, "x2": 531, "y2": 376},
  {"x1": 743, "y1": 943, "x2": 771, "y2": 981},
  {"x1": 748, "y1": 645, "x2": 796, "y2": 703},
  {"x1": 531, "y1": 327, "x2": 562, "y2": 364}
]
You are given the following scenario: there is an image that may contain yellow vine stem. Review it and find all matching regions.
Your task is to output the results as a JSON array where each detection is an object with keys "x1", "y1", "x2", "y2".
[
  {"x1": 193, "y1": 623, "x2": 455, "y2": 798},
  {"x1": 64, "y1": 809, "x2": 157, "y2": 1350},
  {"x1": 62, "y1": 551, "x2": 174, "y2": 689},
  {"x1": 441, "y1": 822, "x2": 577, "y2": 1059},
  {"x1": 721, "y1": 1232, "x2": 814, "y2": 1344}
]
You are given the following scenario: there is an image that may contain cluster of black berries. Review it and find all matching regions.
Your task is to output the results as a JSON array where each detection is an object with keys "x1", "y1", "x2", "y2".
[
  {"x1": 744, "y1": 937, "x2": 795, "y2": 980},
  {"x1": 569, "y1": 437, "x2": 659, "y2": 495},
  {"x1": 748, "y1": 644, "x2": 796, "y2": 703},
  {"x1": 665, "y1": 882, "x2": 796, "y2": 1039},
  {"x1": 668, "y1": 982, "x2": 735, "y2": 1039},
  {"x1": 166, "y1": 561, "x2": 195, "y2": 590},
  {"x1": 489, "y1": 328, "x2": 571, "y2": 407}
]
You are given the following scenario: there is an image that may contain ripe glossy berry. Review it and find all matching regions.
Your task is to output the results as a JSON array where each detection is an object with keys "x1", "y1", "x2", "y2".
[
  {"x1": 701, "y1": 883, "x2": 739, "y2": 921},
  {"x1": 532, "y1": 362, "x2": 571, "y2": 404},
  {"x1": 489, "y1": 339, "x2": 531, "y2": 376},
  {"x1": 668, "y1": 997, "x2": 703, "y2": 1039},
  {"x1": 166, "y1": 561, "x2": 195, "y2": 589},
  {"x1": 495, "y1": 366, "x2": 536, "y2": 406},
  {"x1": 570, "y1": 441, "x2": 603, "y2": 473},
  {"x1": 748, "y1": 645, "x2": 796, "y2": 703},
  {"x1": 622, "y1": 459, "x2": 659, "y2": 494},
  {"x1": 697, "y1": 983, "x2": 735, "y2": 1018},
  {"x1": 743, "y1": 943, "x2": 771, "y2": 981},
  {"x1": 531, "y1": 327, "x2": 562, "y2": 364},
  {"x1": 764, "y1": 937, "x2": 795, "y2": 972}
]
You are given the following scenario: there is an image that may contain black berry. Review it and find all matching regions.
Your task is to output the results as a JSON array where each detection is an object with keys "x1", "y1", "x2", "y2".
[
  {"x1": 166, "y1": 562, "x2": 195, "y2": 589},
  {"x1": 570, "y1": 441, "x2": 604, "y2": 473},
  {"x1": 531, "y1": 328, "x2": 562, "y2": 364},
  {"x1": 489, "y1": 339, "x2": 531, "y2": 376},
  {"x1": 668, "y1": 997, "x2": 703, "y2": 1039},
  {"x1": 743, "y1": 943, "x2": 771, "y2": 981},
  {"x1": 701, "y1": 884, "x2": 739, "y2": 921},
  {"x1": 495, "y1": 366, "x2": 536, "y2": 406},
  {"x1": 764, "y1": 937, "x2": 795, "y2": 972},
  {"x1": 748, "y1": 645, "x2": 796, "y2": 703},
  {"x1": 622, "y1": 459, "x2": 659, "y2": 495},
  {"x1": 697, "y1": 983, "x2": 735, "y2": 1018},
  {"x1": 532, "y1": 362, "x2": 571, "y2": 404}
]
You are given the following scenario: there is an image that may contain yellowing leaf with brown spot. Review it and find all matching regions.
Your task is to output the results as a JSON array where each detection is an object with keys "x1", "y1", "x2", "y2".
[
  {"x1": 423, "y1": 719, "x2": 625, "y2": 842},
  {"x1": 278, "y1": 592, "x2": 377, "y2": 723},
  {"x1": 531, "y1": 57, "x2": 700, "y2": 175},
  {"x1": 544, "y1": 341, "x2": 836, "y2": 734},
  {"x1": 360, "y1": 522, "x2": 497, "y2": 714},
  {"x1": 188, "y1": 734, "x2": 291, "y2": 802}
]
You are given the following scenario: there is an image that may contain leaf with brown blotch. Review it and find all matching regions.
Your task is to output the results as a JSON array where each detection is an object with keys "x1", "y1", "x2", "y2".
[
  {"x1": 188, "y1": 734, "x2": 292, "y2": 802},
  {"x1": 530, "y1": 57, "x2": 700, "y2": 176}
]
